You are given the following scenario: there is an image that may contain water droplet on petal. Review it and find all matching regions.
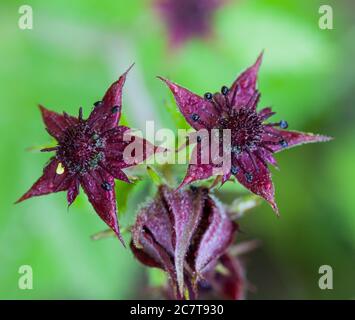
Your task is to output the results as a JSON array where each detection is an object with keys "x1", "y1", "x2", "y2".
[
  {"x1": 245, "y1": 172, "x2": 253, "y2": 183},
  {"x1": 112, "y1": 105, "x2": 120, "y2": 113},
  {"x1": 101, "y1": 181, "x2": 112, "y2": 191},
  {"x1": 204, "y1": 92, "x2": 213, "y2": 100},
  {"x1": 191, "y1": 113, "x2": 200, "y2": 122},
  {"x1": 231, "y1": 166, "x2": 239, "y2": 175},
  {"x1": 56, "y1": 162, "x2": 65, "y2": 175},
  {"x1": 221, "y1": 86, "x2": 229, "y2": 95},
  {"x1": 279, "y1": 140, "x2": 288, "y2": 148},
  {"x1": 279, "y1": 120, "x2": 288, "y2": 129}
]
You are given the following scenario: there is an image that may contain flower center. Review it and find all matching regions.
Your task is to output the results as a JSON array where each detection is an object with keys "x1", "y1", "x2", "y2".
[
  {"x1": 56, "y1": 123, "x2": 105, "y2": 175},
  {"x1": 219, "y1": 108, "x2": 263, "y2": 152},
  {"x1": 168, "y1": 0, "x2": 213, "y2": 32}
]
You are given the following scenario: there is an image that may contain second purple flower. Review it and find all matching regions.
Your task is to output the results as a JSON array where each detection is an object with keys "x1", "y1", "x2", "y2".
[{"x1": 159, "y1": 53, "x2": 332, "y2": 212}]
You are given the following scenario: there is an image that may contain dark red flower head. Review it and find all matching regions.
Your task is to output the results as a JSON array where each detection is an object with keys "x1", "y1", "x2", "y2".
[
  {"x1": 130, "y1": 185, "x2": 237, "y2": 299},
  {"x1": 155, "y1": 0, "x2": 223, "y2": 48},
  {"x1": 17, "y1": 65, "x2": 158, "y2": 245},
  {"x1": 159, "y1": 53, "x2": 332, "y2": 213}
]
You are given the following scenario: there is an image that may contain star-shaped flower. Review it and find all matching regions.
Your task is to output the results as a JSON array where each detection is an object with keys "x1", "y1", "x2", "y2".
[
  {"x1": 155, "y1": 0, "x2": 224, "y2": 48},
  {"x1": 131, "y1": 185, "x2": 237, "y2": 299},
  {"x1": 159, "y1": 53, "x2": 332, "y2": 212},
  {"x1": 17, "y1": 66, "x2": 158, "y2": 245}
]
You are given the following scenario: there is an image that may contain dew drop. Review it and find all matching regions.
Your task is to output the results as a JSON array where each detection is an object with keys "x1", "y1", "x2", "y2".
[
  {"x1": 279, "y1": 140, "x2": 288, "y2": 148},
  {"x1": 112, "y1": 105, "x2": 120, "y2": 113},
  {"x1": 56, "y1": 162, "x2": 65, "y2": 175},
  {"x1": 101, "y1": 181, "x2": 112, "y2": 191},
  {"x1": 245, "y1": 172, "x2": 253, "y2": 183},
  {"x1": 191, "y1": 113, "x2": 200, "y2": 122},
  {"x1": 231, "y1": 166, "x2": 239, "y2": 175},
  {"x1": 221, "y1": 86, "x2": 229, "y2": 95},
  {"x1": 204, "y1": 92, "x2": 213, "y2": 100},
  {"x1": 279, "y1": 120, "x2": 288, "y2": 129},
  {"x1": 231, "y1": 145, "x2": 242, "y2": 154}
]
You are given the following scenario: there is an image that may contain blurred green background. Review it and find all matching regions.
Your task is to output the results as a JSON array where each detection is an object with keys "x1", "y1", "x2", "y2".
[{"x1": 0, "y1": 0, "x2": 354, "y2": 299}]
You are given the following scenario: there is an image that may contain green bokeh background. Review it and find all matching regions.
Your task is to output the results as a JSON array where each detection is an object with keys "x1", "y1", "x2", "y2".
[{"x1": 0, "y1": 0, "x2": 354, "y2": 299}]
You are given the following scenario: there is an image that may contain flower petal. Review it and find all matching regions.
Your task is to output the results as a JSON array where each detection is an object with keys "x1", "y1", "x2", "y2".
[
  {"x1": 104, "y1": 126, "x2": 161, "y2": 170},
  {"x1": 39, "y1": 105, "x2": 78, "y2": 141},
  {"x1": 103, "y1": 126, "x2": 131, "y2": 160},
  {"x1": 158, "y1": 77, "x2": 219, "y2": 130},
  {"x1": 80, "y1": 169, "x2": 124, "y2": 245},
  {"x1": 88, "y1": 65, "x2": 133, "y2": 132},
  {"x1": 67, "y1": 178, "x2": 80, "y2": 206},
  {"x1": 101, "y1": 126, "x2": 131, "y2": 176},
  {"x1": 179, "y1": 163, "x2": 214, "y2": 189},
  {"x1": 16, "y1": 159, "x2": 73, "y2": 203},
  {"x1": 133, "y1": 186, "x2": 175, "y2": 255},
  {"x1": 258, "y1": 107, "x2": 275, "y2": 121},
  {"x1": 106, "y1": 167, "x2": 130, "y2": 183},
  {"x1": 131, "y1": 203, "x2": 174, "y2": 266},
  {"x1": 257, "y1": 147, "x2": 278, "y2": 169},
  {"x1": 213, "y1": 254, "x2": 246, "y2": 300},
  {"x1": 195, "y1": 199, "x2": 237, "y2": 274},
  {"x1": 161, "y1": 186, "x2": 207, "y2": 296},
  {"x1": 263, "y1": 128, "x2": 333, "y2": 153},
  {"x1": 130, "y1": 230, "x2": 180, "y2": 297},
  {"x1": 131, "y1": 190, "x2": 180, "y2": 297},
  {"x1": 103, "y1": 125, "x2": 131, "y2": 142},
  {"x1": 130, "y1": 237, "x2": 163, "y2": 269},
  {"x1": 233, "y1": 152, "x2": 278, "y2": 213},
  {"x1": 178, "y1": 144, "x2": 215, "y2": 189},
  {"x1": 228, "y1": 52, "x2": 263, "y2": 110}
]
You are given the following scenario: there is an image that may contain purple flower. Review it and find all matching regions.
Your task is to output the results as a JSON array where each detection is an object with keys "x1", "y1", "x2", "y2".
[
  {"x1": 130, "y1": 185, "x2": 237, "y2": 299},
  {"x1": 155, "y1": 0, "x2": 223, "y2": 48},
  {"x1": 17, "y1": 66, "x2": 158, "y2": 245},
  {"x1": 159, "y1": 53, "x2": 332, "y2": 212}
]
